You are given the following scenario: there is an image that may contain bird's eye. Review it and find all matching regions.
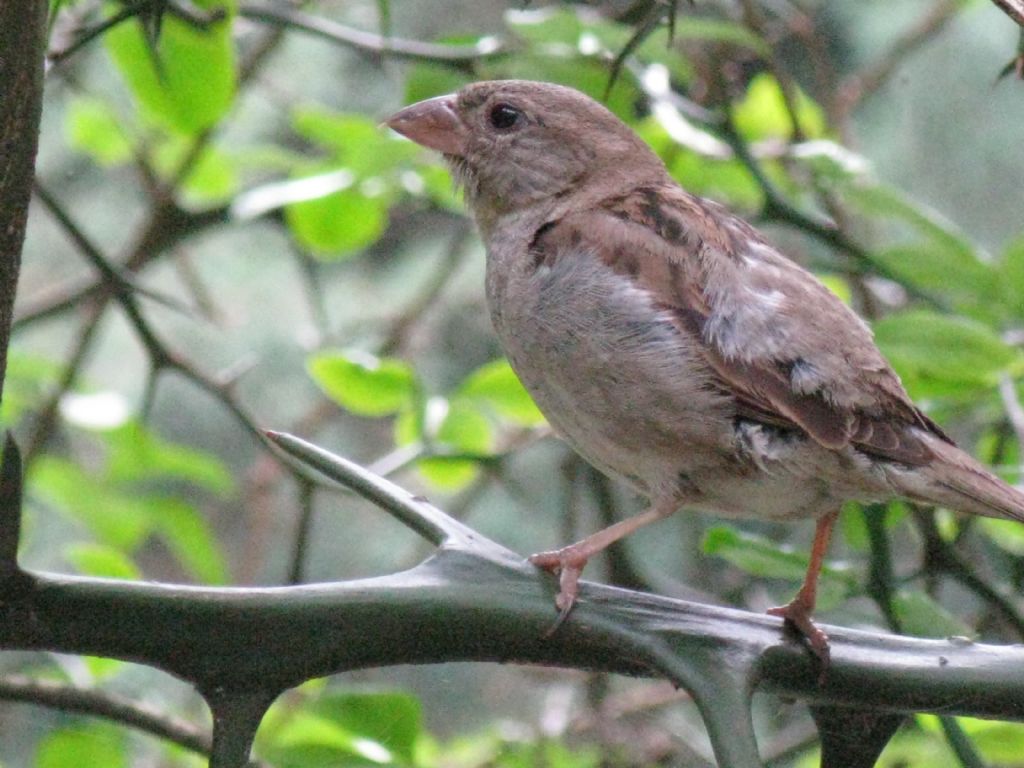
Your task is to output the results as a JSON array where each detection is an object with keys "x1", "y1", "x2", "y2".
[{"x1": 488, "y1": 103, "x2": 522, "y2": 131}]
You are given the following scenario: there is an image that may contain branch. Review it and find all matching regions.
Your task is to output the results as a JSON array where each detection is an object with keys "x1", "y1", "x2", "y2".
[
  {"x1": 25, "y1": 187, "x2": 270, "y2": 465},
  {"x1": 2, "y1": 435, "x2": 1024, "y2": 768},
  {"x1": 720, "y1": 117, "x2": 950, "y2": 310},
  {"x1": 0, "y1": 0, "x2": 46, "y2": 402},
  {"x1": 836, "y1": 1, "x2": 961, "y2": 119},
  {"x1": 12, "y1": 202, "x2": 229, "y2": 332},
  {"x1": 915, "y1": 510, "x2": 1024, "y2": 638},
  {"x1": 47, "y1": 0, "x2": 153, "y2": 64},
  {"x1": 237, "y1": 3, "x2": 509, "y2": 68},
  {"x1": 0, "y1": 676, "x2": 268, "y2": 766},
  {"x1": 32, "y1": 183, "x2": 194, "y2": 317},
  {"x1": 991, "y1": 0, "x2": 1024, "y2": 27}
]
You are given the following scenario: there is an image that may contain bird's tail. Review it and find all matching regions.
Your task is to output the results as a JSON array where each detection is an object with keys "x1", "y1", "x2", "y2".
[{"x1": 889, "y1": 431, "x2": 1024, "y2": 523}]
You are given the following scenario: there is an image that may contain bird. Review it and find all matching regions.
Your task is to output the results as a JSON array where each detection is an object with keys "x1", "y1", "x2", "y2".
[{"x1": 385, "y1": 80, "x2": 1024, "y2": 663}]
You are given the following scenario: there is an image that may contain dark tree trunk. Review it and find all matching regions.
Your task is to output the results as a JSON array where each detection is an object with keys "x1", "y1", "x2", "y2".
[{"x1": 0, "y1": 0, "x2": 47, "y2": 400}]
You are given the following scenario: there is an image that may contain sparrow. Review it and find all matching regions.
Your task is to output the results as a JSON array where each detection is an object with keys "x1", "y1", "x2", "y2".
[{"x1": 386, "y1": 80, "x2": 1024, "y2": 662}]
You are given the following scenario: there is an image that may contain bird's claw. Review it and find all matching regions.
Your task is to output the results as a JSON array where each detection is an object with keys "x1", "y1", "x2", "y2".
[
  {"x1": 768, "y1": 599, "x2": 831, "y2": 679},
  {"x1": 529, "y1": 547, "x2": 589, "y2": 621}
]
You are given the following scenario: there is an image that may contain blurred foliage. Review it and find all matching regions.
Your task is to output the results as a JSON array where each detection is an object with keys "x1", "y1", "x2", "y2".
[{"x1": 6, "y1": 0, "x2": 1024, "y2": 765}]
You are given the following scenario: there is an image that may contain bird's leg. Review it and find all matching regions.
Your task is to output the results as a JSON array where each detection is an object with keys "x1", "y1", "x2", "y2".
[
  {"x1": 530, "y1": 498, "x2": 677, "y2": 617},
  {"x1": 767, "y1": 509, "x2": 840, "y2": 666}
]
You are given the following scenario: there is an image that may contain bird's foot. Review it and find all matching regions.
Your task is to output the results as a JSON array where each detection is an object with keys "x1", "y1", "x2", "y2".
[
  {"x1": 768, "y1": 598, "x2": 831, "y2": 674},
  {"x1": 529, "y1": 545, "x2": 590, "y2": 623}
]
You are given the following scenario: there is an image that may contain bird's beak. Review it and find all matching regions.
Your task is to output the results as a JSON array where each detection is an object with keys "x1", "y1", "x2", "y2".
[{"x1": 385, "y1": 94, "x2": 466, "y2": 156}]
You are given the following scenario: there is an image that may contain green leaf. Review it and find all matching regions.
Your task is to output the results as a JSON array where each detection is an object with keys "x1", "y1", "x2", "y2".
[
  {"x1": 393, "y1": 402, "x2": 423, "y2": 448},
  {"x1": 31, "y1": 457, "x2": 152, "y2": 549},
  {"x1": 817, "y1": 273, "x2": 853, "y2": 305},
  {"x1": 152, "y1": 136, "x2": 238, "y2": 204},
  {"x1": 841, "y1": 501, "x2": 905, "y2": 552},
  {"x1": 505, "y1": 8, "x2": 584, "y2": 45},
  {"x1": 261, "y1": 690, "x2": 425, "y2": 768},
  {"x1": 702, "y1": 525, "x2": 852, "y2": 610},
  {"x1": 670, "y1": 17, "x2": 769, "y2": 56},
  {"x1": 732, "y1": 73, "x2": 826, "y2": 141},
  {"x1": 891, "y1": 590, "x2": 971, "y2": 639},
  {"x1": 309, "y1": 351, "x2": 417, "y2": 417},
  {"x1": 294, "y1": 108, "x2": 378, "y2": 153},
  {"x1": 312, "y1": 692, "x2": 422, "y2": 764},
  {"x1": 703, "y1": 525, "x2": 808, "y2": 580},
  {"x1": 998, "y1": 235, "x2": 1024, "y2": 319},
  {"x1": 417, "y1": 164, "x2": 462, "y2": 210},
  {"x1": 105, "y1": 421, "x2": 234, "y2": 496},
  {"x1": 417, "y1": 399, "x2": 493, "y2": 489},
  {"x1": 65, "y1": 97, "x2": 133, "y2": 166},
  {"x1": 405, "y1": 63, "x2": 472, "y2": 104},
  {"x1": 490, "y1": 740, "x2": 602, "y2": 768},
  {"x1": 285, "y1": 177, "x2": 387, "y2": 259},
  {"x1": 83, "y1": 656, "x2": 125, "y2": 681},
  {"x1": 871, "y1": 243, "x2": 996, "y2": 312},
  {"x1": 939, "y1": 717, "x2": 1024, "y2": 764},
  {"x1": 152, "y1": 498, "x2": 228, "y2": 584},
  {"x1": 105, "y1": 1, "x2": 236, "y2": 135},
  {"x1": 65, "y1": 542, "x2": 140, "y2": 580},
  {"x1": 628, "y1": 26, "x2": 693, "y2": 85},
  {"x1": 979, "y1": 517, "x2": 1024, "y2": 556},
  {"x1": 182, "y1": 145, "x2": 236, "y2": 203},
  {"x1": 667, "y1": 150, "x2": 762, "y2": 210},
  {"x1": 637, "y1": 118, "x2": 762, "y2": 209},
  {"x1": 293, "y1": 108, "x2": 417, "y2": 176},
  {"x1": 36, "y1": 725, "x2": 127, "y2": 768},
  {"x1": 0, "y1": 351, "x2": 60, "y2": 427},
  {"x1": 873, "y1": 310, "x2": 1020, "y2": 399},
  {"x1": 457, "y1": 359, "x2": 545, "y2": 426},
  {"x1": 507, "y1": 9, "x2": 692, "y2": 85},
  {"x1": 840, "y1": 501, "x2": 870, "y2": 551},
  {"x1": 262, "y1": 712, "x2": 395, "y2": 767},
  {"x1": 843, "y1": 183, "x2": 975, "y2": 261}
]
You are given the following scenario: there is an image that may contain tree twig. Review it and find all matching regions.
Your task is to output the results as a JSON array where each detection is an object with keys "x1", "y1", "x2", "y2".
[
  {"x1": 238, "y1": 2, "x2": 508, "y2": 68},
  {"x1": 720, "y1": 116, "x2": 950, "y2": 310},
  {"x1": 47, "y1": 0, "x2": 154, "y2": 63},
  {"x1": 836, "y1": 0, "x2": 961, "y2": 119},
  {"x1": 914, "y1": 510, "x2": 1024, "y2": 638},
  {"x1": 0, "y1": 676, "x2": 267, "y2": 766},
  {"x1": 991, "y1": 0, "x2": 1024, "y2": 27}
]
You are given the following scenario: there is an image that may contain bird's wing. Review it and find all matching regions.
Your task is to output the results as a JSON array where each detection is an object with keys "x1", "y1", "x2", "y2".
[{"x1": 530, "y1": 182, "x2": 951, "y2": 465}]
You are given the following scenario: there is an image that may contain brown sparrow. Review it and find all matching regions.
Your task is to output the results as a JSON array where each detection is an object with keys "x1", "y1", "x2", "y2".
[{"x1": 386, "y1": 80, "x2": 1024, "y2": 661}]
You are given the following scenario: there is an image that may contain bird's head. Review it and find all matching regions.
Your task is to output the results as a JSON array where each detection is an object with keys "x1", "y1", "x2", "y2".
[{"x1": 387, "y1": 80, "x2": 665, "y2": 227}]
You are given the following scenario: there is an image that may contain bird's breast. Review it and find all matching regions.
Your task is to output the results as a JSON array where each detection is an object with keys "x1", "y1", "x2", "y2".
[{"x1": 484, "y1": 239, "x2": 735, "y2": 497}]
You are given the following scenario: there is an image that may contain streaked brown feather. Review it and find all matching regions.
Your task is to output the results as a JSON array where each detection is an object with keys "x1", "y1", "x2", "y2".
[{"x1": 529, "y1": 183, "x2": 951, "y2": 466}]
